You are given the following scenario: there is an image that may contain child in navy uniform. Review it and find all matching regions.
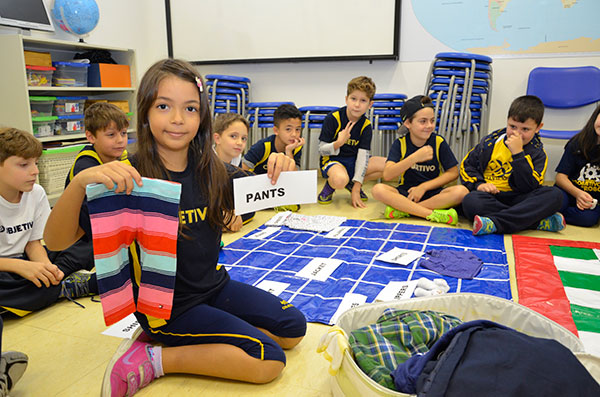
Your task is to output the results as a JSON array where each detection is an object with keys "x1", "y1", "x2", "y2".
[
  {"x1": 213, "y1": 112, "x2": 250, "y2": 168},
  {"x1": 213, "y1": 113, "x2": 254, "y2": 231},
  {"x1": 243, "y1": 104, "x2": 304, "y2": 212},
  {"x1": 318, "y1": 76, "x2": 385, "y2": 208},
  {"x1": 61, "y1": 102, "x2": 131, "y2": 284},
  {"x1": 242, "y1": 104, "x2": 304, "y2": 173},
  {"x1": 44, "y1": 59, "x2": 306, "y2": 397},
  {"x1": 460, "y1": 95, "x2": 565, "y2": 235},
  {"x1": 554, "y1": 105, "x2": 600, "y2": 226},
  {"x1": 372, "y1": 95, "x2": 465, "y2": 225},
  {"x1": 0, "y1": 128, "x2": 97, "y2": 316}
]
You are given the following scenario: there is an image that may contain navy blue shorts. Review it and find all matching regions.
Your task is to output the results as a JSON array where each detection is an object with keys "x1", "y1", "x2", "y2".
[
  {"x1": 320, "y1": 156, "x2": 356, "y2": 179},
  {"x1": 135, "y1": 279, "x2": 306, "y2": 363},
  {"x1": 396, "y1": 186, "x2": 443, "y2": 201}
]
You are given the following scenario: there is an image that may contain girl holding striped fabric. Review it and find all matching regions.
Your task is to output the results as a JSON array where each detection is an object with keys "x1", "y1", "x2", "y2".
[{"x1": 44, "y1": 59, "x2": 306, "y2": 397}]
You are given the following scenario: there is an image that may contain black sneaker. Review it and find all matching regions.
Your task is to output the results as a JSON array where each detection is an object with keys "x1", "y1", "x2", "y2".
[
  {"x1": 345, "y1": 182, "x2": 368, "y2": 201},
  {"x1": 60, "y1": 270, "x2": 95, "y2": 308}
]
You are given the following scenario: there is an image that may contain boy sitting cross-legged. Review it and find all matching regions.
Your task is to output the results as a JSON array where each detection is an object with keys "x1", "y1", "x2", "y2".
[
  {"x1": 0, "y1": 128, "x2": 98, "y2": 316},
  {"x1": 460, "y1": 95, "x2": 565, "y2": 236},
  {"x1": 372, "y1": 95, "x2": 465, "y2": 225}
]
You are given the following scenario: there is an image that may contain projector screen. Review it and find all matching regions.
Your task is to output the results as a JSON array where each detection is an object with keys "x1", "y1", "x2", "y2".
[{"x1": 167, "y1": 0, "x2": 400, "y2": 64}]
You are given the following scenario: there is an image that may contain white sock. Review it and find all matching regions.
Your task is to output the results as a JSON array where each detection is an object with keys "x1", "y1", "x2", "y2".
[
  {"x1": 433, "y1": 278, "x2": 450, "y2": 293},
  {"x1": 416, "y1": 277, "x2": 437, "y2": 291}
]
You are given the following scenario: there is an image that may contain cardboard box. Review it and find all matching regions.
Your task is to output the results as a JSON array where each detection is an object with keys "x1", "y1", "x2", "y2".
[
  {"x1": 24, "y1": 50, "x2": 52, "y2": 67},
  {"x1": 88, "y1": 63, "x2": 131, "y2": 87},
  {"x1": 108, "y1": 100, "x2": 130, "y2": 113},
  {"x1": 85, "y1": 99, "x2": 108, "y2": 107}
]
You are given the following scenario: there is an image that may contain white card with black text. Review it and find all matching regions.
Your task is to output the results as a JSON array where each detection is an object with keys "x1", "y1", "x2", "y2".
[
  {"x1": 233, "y1": 170, "x2": 317, "y2": 215},
  {"x1": 295, "y1": 258, "x2": 343, "y2": 282}
]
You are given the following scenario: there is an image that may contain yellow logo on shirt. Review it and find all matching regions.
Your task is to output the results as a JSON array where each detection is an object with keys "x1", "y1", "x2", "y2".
[{"x1": 179, "y1": 207, "x2": 207, "y2": 224}]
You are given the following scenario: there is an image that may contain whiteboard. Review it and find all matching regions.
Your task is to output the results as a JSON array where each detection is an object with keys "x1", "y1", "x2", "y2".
[{"x1": 168, "y1": 0, "x2": 399, "y2": 64}]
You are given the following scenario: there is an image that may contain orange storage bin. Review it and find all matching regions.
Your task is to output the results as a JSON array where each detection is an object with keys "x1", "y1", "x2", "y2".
[{"x1": 88, "y1": 63, "x2": 131, "y2": 87}]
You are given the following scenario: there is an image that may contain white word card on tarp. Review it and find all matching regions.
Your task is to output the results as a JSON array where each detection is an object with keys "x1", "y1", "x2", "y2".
[{"x1": 296, "y1": 258, "x2": 343, "y2": 282}]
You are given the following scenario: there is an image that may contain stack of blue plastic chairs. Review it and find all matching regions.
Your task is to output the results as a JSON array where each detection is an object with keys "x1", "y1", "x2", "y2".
[
  {"x1": 247, "y1": 102, "x2": 295, "y2": 145},
  {"x1": 424, "y1": 52, "x2": 493, "y2": 160},
  {"x1": 205, "y1": 74, "x2": 251, "y2": 118},
  {"x1": 368, "y1": 93, "x2": 407, "y2": 157},
  {"x1": 298, "y1": 106, "x2": 338, "y2": 169}
]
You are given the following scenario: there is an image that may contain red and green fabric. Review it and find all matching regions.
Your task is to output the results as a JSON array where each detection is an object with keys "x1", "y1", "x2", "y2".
[{"x1": 513, "y1": 236, "x2": 600, "y2": 355}]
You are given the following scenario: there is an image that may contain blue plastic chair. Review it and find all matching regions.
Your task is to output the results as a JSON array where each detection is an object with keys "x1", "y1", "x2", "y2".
[
  {"x1": 526, "y1": 66, "x2": 600, "y2": 139},
  {"x1": 205, "y1": 74, "x2": 251, "y2": 117},
  {"x1": 425, "y1": 52, "x2": 494, "y2": 160},
  {"x1": 247, "y1": 102, "x2": 295, "y2": 144},
  {"x1": 298, "y1": 106, "x2": 337, "y2": 169}
]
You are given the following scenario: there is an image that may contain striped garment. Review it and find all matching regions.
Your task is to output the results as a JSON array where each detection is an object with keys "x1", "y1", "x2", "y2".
[
  {"x1": 86, "y1": 178, "x2": 181, "y2": 326},
  {"x1": 349, "y1": 309, "x2": 463, "y2": 390}
]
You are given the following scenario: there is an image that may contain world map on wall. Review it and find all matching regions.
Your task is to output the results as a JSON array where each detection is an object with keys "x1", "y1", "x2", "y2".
[{"x1": 411, "y1": 0, "x2": 600, "y2": 55}]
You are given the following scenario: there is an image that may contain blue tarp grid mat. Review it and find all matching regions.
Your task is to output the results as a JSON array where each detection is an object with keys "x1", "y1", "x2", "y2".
[{"x1": 219, "y1": 219, "x2": 510, "y2": 324}]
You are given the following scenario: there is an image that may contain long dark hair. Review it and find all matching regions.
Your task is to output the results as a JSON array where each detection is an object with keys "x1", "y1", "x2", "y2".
[
  {"x1": 135, "y1": 58, "x2": 233, "y2": 230},
  {"x1": 571, "y1": 105, "x2": 600, "y2": 163}
]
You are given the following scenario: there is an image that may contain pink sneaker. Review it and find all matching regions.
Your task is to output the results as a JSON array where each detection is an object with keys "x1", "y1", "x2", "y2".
[{"x1": 101, "y1": 340, "x2": 156, "y2": 397}]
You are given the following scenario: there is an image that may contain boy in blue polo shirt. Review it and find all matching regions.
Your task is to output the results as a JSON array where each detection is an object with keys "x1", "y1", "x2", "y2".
[
  {"x1": 372, "y1": 95, "x2": 464, "y2": 225},
  {"x1": 61, "y1": 102, "x2": 130, "y2": 292},
  {"x1": 242, "y1": 104, "x2": 304, "y2": 212},
  {"x1": 318, "y1": 76, "x2": 385, "y2": 208},
  {"x1": 242, "y1": 104, "x2": 304, "y2": 173}
]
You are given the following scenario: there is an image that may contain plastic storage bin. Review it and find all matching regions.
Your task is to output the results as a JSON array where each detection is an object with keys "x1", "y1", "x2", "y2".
[
  {"x1": 38, "y1": 144, "x2": 86, "y2": 196},
  {"x1": 53, "y1": 96, "x2": 87, "y2": 116},
  {"x1": 52, "y1": 61, "x2": 90, "y2": 87},
  {"x1": 26, "y1": 65, "x2": 55, "y2": 87},
  {"x1": 32, "y1": 116, "x2": 58, "y2": 137},
  {"x1": 29, "y1": 96, "x2": 56, "y2": 117},
  {"x1": 55, "y1": 114, "x2": 84, "y2": 135}
]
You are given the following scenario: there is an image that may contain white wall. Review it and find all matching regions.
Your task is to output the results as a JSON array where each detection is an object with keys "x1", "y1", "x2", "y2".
[{"x1": 3, "y1": 1, "x2": 597, "y2": 178}]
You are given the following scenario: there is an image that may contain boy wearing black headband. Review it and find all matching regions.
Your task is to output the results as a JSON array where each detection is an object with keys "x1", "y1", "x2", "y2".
[
  {"x1": 372, "y1": 95, "x2": 465, "y2": 225},
  {"x1": 460, "y1": 95, "x2": 565, "y2": 235},
  {"x1": 317, "y1": 76, "x2": 386, "y2": 208}
]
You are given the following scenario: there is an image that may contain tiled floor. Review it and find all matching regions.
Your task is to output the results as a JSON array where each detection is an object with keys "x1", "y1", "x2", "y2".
[{"x1": 4, "y1": 180, "x2": 598, "y2": 396}]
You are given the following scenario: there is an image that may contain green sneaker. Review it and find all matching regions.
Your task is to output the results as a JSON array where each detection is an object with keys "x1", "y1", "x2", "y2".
[
  {"x1": 345, "y1": 182, "x2": 368, "y2": 202},
  {"x1": 537, "y1": 212, "x2": 565, "y2": 232},
  {"x1": 472, "y1": 215, "x2": 497, "y2": 235},
  {"x1": 60, "y1": 270, "x2": 95, "y2": 308},
  {"x1": 274, "y1": 204, "x2": 301, "y2": 212},
  {"x1": 384, "y1": 205, "x2": 410, "y2": 219},
  {"x1": 427, "y1": 208, "x2": 458, "y2": 226}
]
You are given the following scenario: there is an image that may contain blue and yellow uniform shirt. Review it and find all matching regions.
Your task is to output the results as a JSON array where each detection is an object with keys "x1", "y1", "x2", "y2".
[
  {"x1": 555, "y1": 138, "x2": 600, "y2": 200},
  {"x1": 319, "y1": 106, "x2": 372, "y2": 163},
  {"x1": 460, "y1": 128, "x2": 547, "y2": 193},
  {"x1": 242, "y1": 134, "x2": 302, "y2": 174},
  {"x1": 388, "y1": 133, "x2": 458, "y2": 189},
  {"x1": 65, "y1": 144, "x2": 130, "y2": 239}
]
